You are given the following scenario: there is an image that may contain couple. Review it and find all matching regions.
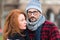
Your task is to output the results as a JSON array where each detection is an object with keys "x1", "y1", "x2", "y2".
[{"x1": 3, "y1": 0, "x2": 60, "y2": 40}]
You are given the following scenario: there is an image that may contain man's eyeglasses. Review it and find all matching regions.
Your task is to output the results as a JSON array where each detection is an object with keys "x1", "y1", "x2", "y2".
[{"x1": 27, "y1": 11, "x2": 40, "y2": 15}]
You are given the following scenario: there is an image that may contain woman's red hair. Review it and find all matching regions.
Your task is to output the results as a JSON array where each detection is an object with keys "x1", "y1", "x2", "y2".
[{"x1": 3, "y1": 9, "x2": 26, "y2": 40}]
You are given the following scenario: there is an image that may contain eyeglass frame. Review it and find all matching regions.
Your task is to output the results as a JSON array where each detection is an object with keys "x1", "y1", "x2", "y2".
[{"x1": 27, "y1": 10, "x2": 41, "y2": 15}]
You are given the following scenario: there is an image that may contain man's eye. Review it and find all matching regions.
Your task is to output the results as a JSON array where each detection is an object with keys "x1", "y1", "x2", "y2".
[{"x1": 28, "y1": 11, "x2": 31, "y2": 13}]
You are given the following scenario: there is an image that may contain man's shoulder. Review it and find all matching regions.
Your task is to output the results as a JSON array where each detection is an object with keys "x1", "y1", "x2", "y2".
[
  {"x1": 42, "y1": 20, "x2": 58, "y2": 31},
  {"x1": 43, "y1": 20, "x2": 56, "y2": 28},
  {"x1": 44, "y1": 20, "x2": 55, "y2": 26}
]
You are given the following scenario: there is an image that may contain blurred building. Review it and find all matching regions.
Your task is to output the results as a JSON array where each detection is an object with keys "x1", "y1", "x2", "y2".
[
  {"x1": 1, "y1": 0, "x2": 60, "y2": 29},
  {"x1": 1, "y1": 0, "x2": 20, "y2": 29},
  {"x1": 0, "y1": 0, "x2": 2, "y2": 29}
]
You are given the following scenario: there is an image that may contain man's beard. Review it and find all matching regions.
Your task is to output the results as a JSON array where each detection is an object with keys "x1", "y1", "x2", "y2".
[{"x1": 29, "y1": 17, "x2": 37, "y2": 22}]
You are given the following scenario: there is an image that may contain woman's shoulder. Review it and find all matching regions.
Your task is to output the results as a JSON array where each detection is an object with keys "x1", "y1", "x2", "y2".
[
  {"x1": 8, "y1": 33, "x2": 26, "y2": 40},
  {"x1": 8, "y1": 33, "x2": 21, "y2": 39}
]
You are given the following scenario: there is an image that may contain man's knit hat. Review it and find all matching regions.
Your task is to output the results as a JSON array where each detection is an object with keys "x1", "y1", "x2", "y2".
[{"x1": 25, "y1": 0, "x2": 42, "y2": 13}]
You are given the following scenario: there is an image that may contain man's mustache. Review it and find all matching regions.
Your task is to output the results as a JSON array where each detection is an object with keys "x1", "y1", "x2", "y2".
[{"x1": 30, "y1": 17, "x2": 36, "y2": 19}]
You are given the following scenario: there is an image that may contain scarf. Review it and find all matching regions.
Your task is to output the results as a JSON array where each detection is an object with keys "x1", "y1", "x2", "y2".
[{"x1": 27, "y1": 15, "x2": 45, "y2": 31}]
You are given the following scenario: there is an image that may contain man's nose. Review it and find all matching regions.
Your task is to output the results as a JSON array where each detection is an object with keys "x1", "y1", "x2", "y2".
[{"x1": 31, "y1": 13, "x2": 34, "y2": 16}]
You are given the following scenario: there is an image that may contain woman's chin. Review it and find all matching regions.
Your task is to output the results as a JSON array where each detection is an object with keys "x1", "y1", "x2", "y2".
[{"x1": 21, "y1": 27, "x2": 26, "y2": 30}]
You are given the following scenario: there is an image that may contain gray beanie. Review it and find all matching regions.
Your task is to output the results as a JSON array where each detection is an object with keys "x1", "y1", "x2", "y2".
[{"x1": 25, "y1": 0, "x2": 42, "y2": 13}]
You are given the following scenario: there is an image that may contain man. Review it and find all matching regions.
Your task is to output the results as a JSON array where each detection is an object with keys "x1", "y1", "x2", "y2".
[{"x1": 25, "y1": 0, "x2": 60, "y2": 40}]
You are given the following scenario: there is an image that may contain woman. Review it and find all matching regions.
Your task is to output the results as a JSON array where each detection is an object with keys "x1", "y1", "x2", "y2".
[{"x1": 3, "y1": 9, "x2": 27, "y2": 40}]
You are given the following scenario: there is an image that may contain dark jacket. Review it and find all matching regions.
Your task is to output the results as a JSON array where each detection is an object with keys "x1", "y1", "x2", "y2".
[
  {"x1": 8, "y1": 33, "x2": 26, "y2": 40},
  {"x1": 26, "y1": 20, "x2": 60, "y2": 40}
]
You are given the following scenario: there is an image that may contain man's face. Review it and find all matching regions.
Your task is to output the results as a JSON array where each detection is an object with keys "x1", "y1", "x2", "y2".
[{"x1": 27, "y1": 8, "x2": 41, "y2": 22}]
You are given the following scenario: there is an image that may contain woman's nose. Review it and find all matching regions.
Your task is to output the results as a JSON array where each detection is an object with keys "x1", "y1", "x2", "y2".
[{"x1": 25, "y1": 20, "x2": 27, "y2": 24}]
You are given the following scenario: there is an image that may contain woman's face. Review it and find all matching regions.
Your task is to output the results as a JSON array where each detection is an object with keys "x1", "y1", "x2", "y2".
[{"x1": 18, "y1": 14, "x2": 27, "y2": 30}]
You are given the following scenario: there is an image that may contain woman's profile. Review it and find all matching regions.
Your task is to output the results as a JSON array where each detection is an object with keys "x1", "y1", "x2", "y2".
[{"x1": 3, "y1": 9, "x2": 27, "y2": 40}]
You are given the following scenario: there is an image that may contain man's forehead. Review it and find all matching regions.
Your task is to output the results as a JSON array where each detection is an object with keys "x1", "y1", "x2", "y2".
[{"x1": 28, "y1": 8, "x2": 38, "y2": 11}]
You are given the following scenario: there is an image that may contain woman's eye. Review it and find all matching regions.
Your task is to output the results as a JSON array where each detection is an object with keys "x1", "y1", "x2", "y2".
[
  {"x1": 20, "y1": 19, "x2": 25, "y2": 21},
  {"x1": 20, "y1": 19, "x2": 24, "y2": 21}
]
